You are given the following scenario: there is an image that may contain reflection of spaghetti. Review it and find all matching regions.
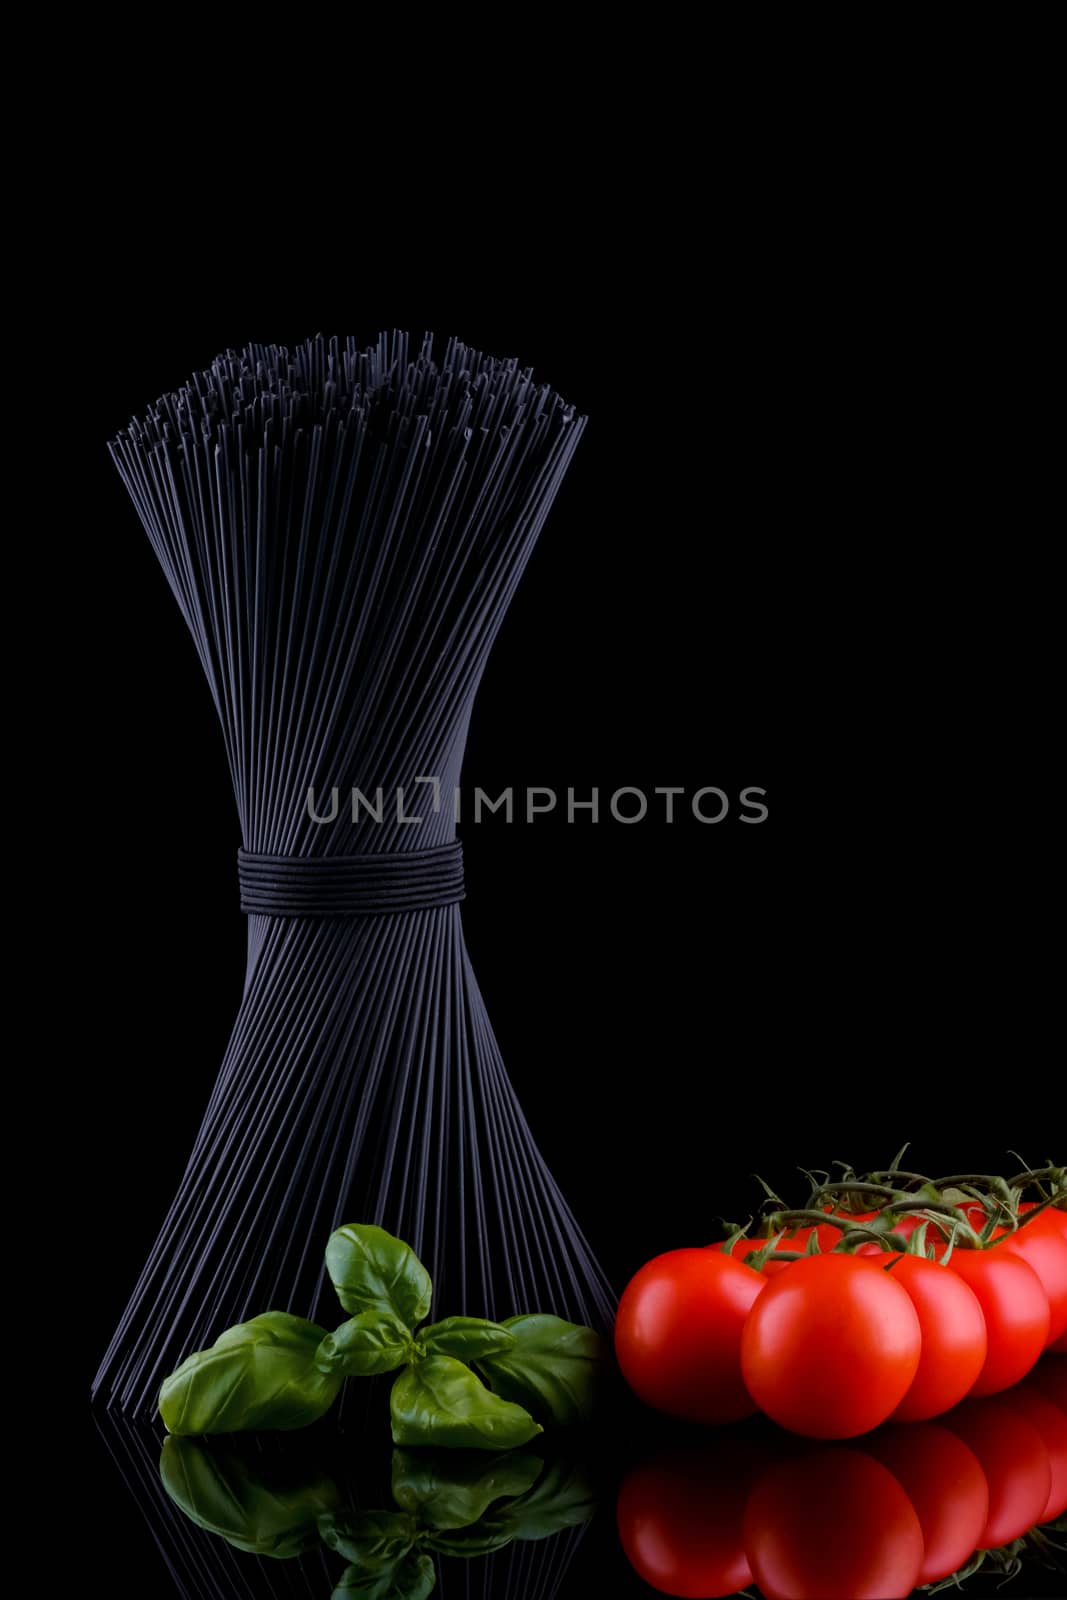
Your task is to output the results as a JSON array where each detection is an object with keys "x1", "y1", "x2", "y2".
[
  {"x1": 96, "y1": 1407, "x2": 595, "y2": 1600},
  {"x1": 617, "y1": 1362, "x2": 1067, "y2": 1598},
  {"x1": 93, "y1": 335, "x2": 614, "y2": 1419}
]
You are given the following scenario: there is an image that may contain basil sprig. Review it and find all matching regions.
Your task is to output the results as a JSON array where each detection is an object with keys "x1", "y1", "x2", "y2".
[
  {"x1": 159, "y1": 1313, "x2": 343, "y2": 1436},
  {"x1": 390, "y1": 1356, "x2": 541, "y2": 1449},
  {"x1": 475, "y1": 1314, "x2": 607, "y2": 1427},
  {"x1": 158, "y1": 1223, "x2": 606, "y2": 1448}
]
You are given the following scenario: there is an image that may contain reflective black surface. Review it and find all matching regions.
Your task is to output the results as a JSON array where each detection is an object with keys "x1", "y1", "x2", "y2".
[{"x1": 91, "y1": 1358, "x2": 1066, "y2": 1598}]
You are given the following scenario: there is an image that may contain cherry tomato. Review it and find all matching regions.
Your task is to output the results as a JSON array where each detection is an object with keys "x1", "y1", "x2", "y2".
[
  {"x1": 615, "y1": 1249, "x2": 764, "y2": 1423},
  {"x1": 879, "y1": 1255, "x2": 987, "y2": 1421},
  {"x1": 706, "y1": 1238, "x2": 793, "y2": 1278},
  {"x1": 743, "y1": 1447, "x2": 923, "y2": 1600},
  {"x1": 993, "y1": 1220, "x2": 1067, "y2": 1346},
  {"x1": 943, "y1": 1397, "x2": 1052, "y2": 1547},
  {"x1": 616, "y1": 1444, "x2": 762, "y2": 1598},
  {"x1": 1033, "y1": 1204, "x2": 1067, "y2": 1243},
  {"x1": 708, "y1": 1221, "x2": 847, "y2": 1277},
  {"x1": 853, "y1": 1213, "x2": 925, "y2": 1256},
  {"x1": 865, "y1": 1422, "x2": 988, "y2": 1583},
  {"x1": 1015, "y1": 1208, "x2": 1067, "y2": 1351},
  {"x1": 943, "y1": 1248, "x2": 1049, "y2": 1395},
  {"x1": 1000, "y1": 1383, "x2": 1067, "y2": 1520},
  {"x1": 787, "y1": 1221, "x2": 853, "y2": 1251},
  {"x1": 740, "y1": 1254, "x2": 921, "y2": 1438}
]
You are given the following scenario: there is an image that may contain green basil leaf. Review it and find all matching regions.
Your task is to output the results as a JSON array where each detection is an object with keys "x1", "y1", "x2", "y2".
[
  {"x1": 418, "y1": 1316, "x2": 517, "y2": 1362},
  {"x1": 159, "y1": 1312, "x2": 342, "y2": 1435},
  {"x1": 390, "y1": 1448, "x2": 541, "y2": 1530},
  {"x1": 159, "y1": 1436, "x2": 338, "y2": 1558},
  {"x1": 390, "y1": 1356, "x2": 542, "y2": 1450},
  {"x1": 502, "y1": 1454, "x2": 597, "y2": 1540},
  {"x1": 331, "y1": 1552, "x2": 436, "y2": 1600},
  {"x1": 317, "y1": 1311, "x2": 414, "y2": 1376},
  {"x1": 319, "y1": 1510, "x2": 416, "y2": 1569},
  {"x1": 476, "y1": 1315, "x2": 608, "y2": 1427},
  {"x1": 326, "y1": 1225, "x2": 432, "y2": 1329}
]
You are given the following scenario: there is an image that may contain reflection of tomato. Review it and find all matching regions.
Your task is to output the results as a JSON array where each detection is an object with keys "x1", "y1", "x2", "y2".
[
  {"x1": 1028, "y1": 1357, "x2": 1067, "y2": 1413},
  {"x1": 995, "y1": 1222, "x2": 1067, "y2": 1346},
  {"x1": 943, "y1": 1249, "x2": 1049, "y2": 1394},
  {"x1": 879, "y1": 1256, "x2": 987, "y2": 1420},
  {"x1": 1000, "y1": 1384, "x2": 1067, "y2": 1519},
  {"x1": 943, "y1": 1398, "x2": 1052, "y2": 1547},
  {"x1": 740, "y1": 1255, "x2": 921, "y2": 1437},
  {"x1": 616, "y1": 1445, "x2": 761, "y2": 1598},
  {"x1": 615, "y1": 1249, "x2": 764, "y2": 1423},
  {"x1": 743, "y1": 1447, "x2": 923, "y2": 1600},
  {"x1": 865, "y1": 1422, "x2": 988, "y2": 1583}
]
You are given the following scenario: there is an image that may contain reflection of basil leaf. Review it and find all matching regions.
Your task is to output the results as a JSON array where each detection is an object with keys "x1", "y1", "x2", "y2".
[
  {"x1": 326, "y1": 1226, "x2": 433, "y2": 1328},
  {"x1": 319, "y1": 1510, "x2": 415, "y2": 1569},
  {"x1": 318, "y1": 1311, "x2": 414, "y2": 1376},
  {"x1": 418, "y1": 1317, "x2": 516, "y2": 1362},
  {"x1": 159, "y1": 1313, "x2": 342, "y2": 1435},
  {"x1": 390, "y1": 1448, "x2": 541, "y2": 1529},
  {"x1": 421, "y1": 1522, "x2": 516, "y2": 1558},
  {"x1": 503, "y1": 1455, "x2": 597, "y2": 1540},
  {"x1": 159, "y1": 1436, "x2": 338, "y2": 1558},
  {"x1": 331, "y1": 1552, "x2": 436, "y2": 1600},
  {"x1": 390, "y1": 1356, "x2": 542, "y2": 1450},
  {"x1": 477, "y1": 1315, "x2": 607, "y2": 1427},
  {"x1": 425, "y1": 1455, "x2": 597, "y2": 1555}
]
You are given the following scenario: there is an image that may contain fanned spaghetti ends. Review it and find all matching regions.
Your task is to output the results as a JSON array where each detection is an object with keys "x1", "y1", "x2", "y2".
[{"x1": 95, "y1": 333, "x2": 614, "y2": 1418}]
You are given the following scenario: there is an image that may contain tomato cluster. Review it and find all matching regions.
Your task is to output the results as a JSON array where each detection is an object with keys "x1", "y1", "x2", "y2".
[
  {"x1": 615, "y1": 1165, "x2": 1066, "y2": 1438},
  {"x1": 617, "y1": 1363, "x2": 1067, "y2": 1599}
]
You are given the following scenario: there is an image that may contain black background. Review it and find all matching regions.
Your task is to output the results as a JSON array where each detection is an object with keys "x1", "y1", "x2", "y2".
[{"x1": 70, "y1": 170, "x2": 1059, "y2": 1595}]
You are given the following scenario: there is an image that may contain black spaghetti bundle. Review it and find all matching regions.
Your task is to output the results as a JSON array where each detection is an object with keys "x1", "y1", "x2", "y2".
[{"x1": 95, "y1": 333, "x2": 614, "y2": 1418}]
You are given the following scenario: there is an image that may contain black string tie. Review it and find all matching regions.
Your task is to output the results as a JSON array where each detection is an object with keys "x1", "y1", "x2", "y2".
[{"x1": 238, "y1": 843, "x2": 465, "y2": 916}]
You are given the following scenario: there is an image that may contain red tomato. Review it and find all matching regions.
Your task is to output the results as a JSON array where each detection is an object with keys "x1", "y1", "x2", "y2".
[
  {"x1": 994, "y1": 1222, "x2": 1067, "y2": 1346},
  {"x1": 864, "y1": 1422, "x2": 989, "y2": 1584},
  {"x1": 706, "y1": 1238, "x2": 793, "y2": 1278},
  {"x1": 943, "y1": 1398, "x2": 1052, "y2": 1547},
  {"x1": 880, "y1": 1255, "x2": 987, "y2": 1421},
  {"x1": 743, "y1": 1447, "x2": 924, "y2": 1600},
  {"x1": 615, "y1": 1249, "x2": 764, "y2": 1423},
  {"x1": 616, "y1": 1444, "x2": 763, "y2": 1598},
  {"x1": 740, "y1": 1254, "x2": 921, "y2": 1438},
  {"x1": 1000, "y1": 1384, "x2": 1067, "y2": 1520},
  {"x1": 853, "y1": 1213, "x2": 925, "y2": 1257},
  {"x1": 824, "y1": 1207, "x2": 881, "y2": 1234},
  {"x1": 708, "y1": 1221, "x2": 847, "y2": 1276},
  {"x1": 787, "y1": 1221, "x2": 852, "y2": 1251},
  {"x1": 1033, "y1": 1204, "x2": 1067, "y2": 1243},
  {"x1": 1029, "y1": 1217, "x2": 1067, "y2": 1351},
  {"x1": 943, "y1": 1248, "x2": 1050, "y2": 1395}
]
